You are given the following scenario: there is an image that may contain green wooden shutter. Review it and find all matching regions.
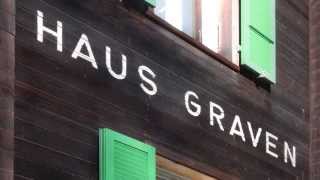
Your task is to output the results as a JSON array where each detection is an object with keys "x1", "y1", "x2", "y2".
[
  {"x1": 241, "y1": 0, "x2": 276, "y2": 83},
  {"x1": 99, "y1": 128, "x2": 156, "y2": 180},
  {"x1": 145, "y1": 0, "x2": 156, "y2": 7}
]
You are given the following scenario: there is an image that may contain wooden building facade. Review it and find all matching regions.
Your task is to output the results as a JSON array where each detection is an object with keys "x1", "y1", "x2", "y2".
[{"x1": 0, "y1": 0, "x2": 314, "y2": 179}]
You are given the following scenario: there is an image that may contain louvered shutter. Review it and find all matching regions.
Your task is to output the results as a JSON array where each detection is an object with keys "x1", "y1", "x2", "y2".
[
  {"x1": 241, "y1": 0, "x2": 276, "y2": 83},
  {"x1": 99, "y1": 128, "x2": 156, "y2": 180}
]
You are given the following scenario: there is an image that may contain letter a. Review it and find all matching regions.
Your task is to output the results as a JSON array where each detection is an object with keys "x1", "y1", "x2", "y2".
[{"x1": 72, "y1": 34, "x2": 98, "y2": 69}]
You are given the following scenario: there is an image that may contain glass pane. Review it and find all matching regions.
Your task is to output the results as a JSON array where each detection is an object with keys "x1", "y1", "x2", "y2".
[
  {"x1": 201, "y1": 0, "x2": 221, "y2": 52},
  {"x1": 157, "y1": 156, "x2": 218, "y2": 180},
  {"x1": 157, "y1": 168, "x2": 191, "y2": 180},
  {"x1": 201, "y1": 0, "x2": 239, "y2": 65},
  {"x1": 155, "y1": 0, "x2": 195, "y2": 37},
  {"x1": 154, "y1": 0, "x2": 239, "y2": 65}
]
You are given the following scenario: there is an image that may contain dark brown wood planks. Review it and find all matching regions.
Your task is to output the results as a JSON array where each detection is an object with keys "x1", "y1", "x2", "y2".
[{"x1": 15, "y1": 0, "x2": 309, "y2": 180}]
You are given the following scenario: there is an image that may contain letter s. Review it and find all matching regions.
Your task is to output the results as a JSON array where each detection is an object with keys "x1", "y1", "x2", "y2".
[{"x1": 138, "y1": 65, "x2": 157, "y2": 96}]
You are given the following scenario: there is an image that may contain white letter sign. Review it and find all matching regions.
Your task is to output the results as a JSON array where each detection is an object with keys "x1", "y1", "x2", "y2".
[
  {"x1": 37, "y1": 10, "x2": 63, "y2": 52},
  {"x1": 72, "y1": 34, "x2": 98, "y2": 69},
  {"x1": 185, "y1": 91, "x2": 201, "y2": 117}
]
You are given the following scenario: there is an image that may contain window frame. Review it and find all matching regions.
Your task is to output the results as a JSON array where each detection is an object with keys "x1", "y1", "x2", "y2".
[
  {"x1": 156, "y1": 155, "x2": 240, "y2": 180},
  {"x1": 157, "y1": 156, "x2": 218, "y2": 180},
  {"x1": 145, "y1": 1, "x2": 240, "y2": 72}
]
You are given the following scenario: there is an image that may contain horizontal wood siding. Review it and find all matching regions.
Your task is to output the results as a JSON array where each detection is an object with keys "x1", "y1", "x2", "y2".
[{"x1": 15, "y1": 0, "x2": 309, "y2": 179}]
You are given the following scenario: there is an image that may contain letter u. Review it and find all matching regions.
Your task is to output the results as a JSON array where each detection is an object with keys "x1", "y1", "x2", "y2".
[{"x1": 105, "y1": 46, "x2": 127, "y2": 80}]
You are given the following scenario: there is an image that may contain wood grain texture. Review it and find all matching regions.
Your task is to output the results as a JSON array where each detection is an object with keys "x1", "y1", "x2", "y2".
[
  {"x1": 0, "y1": 0, "x2": 15, "y2": 180},
  {"x1": 14, "y1": 0, "x2": 309, "y2": 179},
  {"x1": 310, "y1": 0, "x2": 320, "y2": 179}
]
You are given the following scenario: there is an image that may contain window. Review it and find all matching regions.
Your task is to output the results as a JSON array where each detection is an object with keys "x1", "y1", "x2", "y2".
[
  {"x1": 157, "y1": 156, "x2": 217, "y2": 180},
  {"x1": 155, "y1": 0, "x2": 196, "y2": 38},
  {"x1": 99, "y1": 129, "x2": 237, "y2": 180},
  {"x1": 153, "y1": 0, "x2": 239, "y2": 65},
  {"x1": 147, "y1": 0, "x2": 276, "y2": 83}
]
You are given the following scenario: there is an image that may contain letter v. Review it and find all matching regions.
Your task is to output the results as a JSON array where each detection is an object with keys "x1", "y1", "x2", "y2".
[{"x1": 247, "y1": 122, "x2": 262, "y2": 148}]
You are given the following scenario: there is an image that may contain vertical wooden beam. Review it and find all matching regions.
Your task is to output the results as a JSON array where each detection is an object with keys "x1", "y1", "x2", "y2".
[
  {"x1": 310, "y1": 0, "x2": 320, "y2": 179},
  {"x1": 0, "y1": 0, "x2": 14, "y2": 180}
]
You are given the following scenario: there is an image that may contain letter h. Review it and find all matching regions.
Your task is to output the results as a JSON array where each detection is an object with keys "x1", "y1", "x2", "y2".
[{"x1": 37, "y1": 10, "x2": 63, "y2": 52}]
